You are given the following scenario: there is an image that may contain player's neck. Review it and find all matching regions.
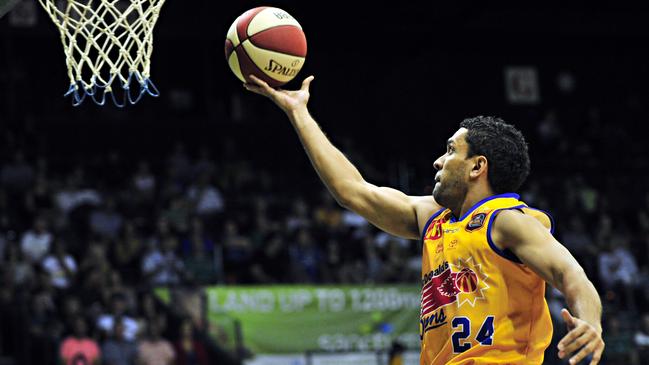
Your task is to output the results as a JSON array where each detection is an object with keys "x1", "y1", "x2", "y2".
[{"x1": 454, "y1": 186, "x2": 495, "y2": 220}]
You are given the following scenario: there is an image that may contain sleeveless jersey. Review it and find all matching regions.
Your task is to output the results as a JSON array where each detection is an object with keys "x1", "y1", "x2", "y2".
[{"x1": 419, "y1": 193, "x2": 554, "y2": 365}]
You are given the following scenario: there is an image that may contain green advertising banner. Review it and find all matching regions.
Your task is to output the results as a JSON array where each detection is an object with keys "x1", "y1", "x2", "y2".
[{"x1": 203, "y1": 285, "x2": 421, "y2": 354}]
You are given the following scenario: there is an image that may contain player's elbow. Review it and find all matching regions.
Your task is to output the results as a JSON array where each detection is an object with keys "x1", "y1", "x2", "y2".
[
  {"x1": 332, "y1": 191, "x2": 355, "y2": 210},
  {"x1": 555, "y1": 265, "x2": 588, "y2": 293},
  {"x1": 328, "y1": 181, "x2": 363, "y2": 210}
]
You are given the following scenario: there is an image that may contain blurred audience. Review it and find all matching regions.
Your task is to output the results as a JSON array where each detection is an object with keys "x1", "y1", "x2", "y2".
[
  {"x1": 138, "y1": 319, "x2": 175, "y2": 365},
  {"x1": 175, "y1": 318, "x2": 210, "y2": 365},
  {"x1": 59, "y1": 316, "x2": 101, "y2": 365},
  {"x1": 1, "y1": 99, "x2": 649, "y2": 363},
  {"x1": 101, "y1": 319, "x2": 138, "y2": 365}
]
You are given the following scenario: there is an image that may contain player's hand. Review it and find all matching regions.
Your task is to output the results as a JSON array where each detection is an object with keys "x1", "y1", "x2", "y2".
[
  {"x1": 243, "y1": 75, "x2": 314, "y2": 115},
  {"x1": 557, "y1": 308, "x2": 604, "y2": 365}
]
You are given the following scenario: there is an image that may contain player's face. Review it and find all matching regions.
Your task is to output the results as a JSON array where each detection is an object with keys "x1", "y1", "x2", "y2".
[{"x1": 432, "y1": 128, "x2": 472, "y2": 207}]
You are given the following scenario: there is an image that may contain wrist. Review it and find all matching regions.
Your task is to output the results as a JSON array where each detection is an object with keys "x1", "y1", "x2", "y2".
[{"x1": 287, "y1": 106, "x2": 310, "y2": 124}]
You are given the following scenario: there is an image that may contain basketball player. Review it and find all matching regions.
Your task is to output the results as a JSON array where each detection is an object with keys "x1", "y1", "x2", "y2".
[{"x1": 244, "y1": 75, "x2": 604, "y2": 364}]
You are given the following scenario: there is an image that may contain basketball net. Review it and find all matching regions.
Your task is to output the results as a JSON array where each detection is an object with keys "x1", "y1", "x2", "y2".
[{"x1": 38, "y1": 0, "x2": 166, "y2": 106}]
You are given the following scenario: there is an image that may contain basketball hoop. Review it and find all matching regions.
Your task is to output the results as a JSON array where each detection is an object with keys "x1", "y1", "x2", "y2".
[{"x1": 38, "y1": 0, "x2": 167, "y2": 107}]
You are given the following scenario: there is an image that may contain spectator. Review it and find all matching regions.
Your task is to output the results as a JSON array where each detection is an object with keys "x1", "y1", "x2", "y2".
[
  {"x1": 138, "y1": 319, "x2": 175, "y2": 365},
  {"x1": 182, "y1": 219, "x2": 219, "y2": 284},
  {"x1": 603, "y1": 316, "x2": 637, "y2": 364},
  {"x1": 41, "y1": 239, "x2": 77, "y2": 290},
  {"x1": 78, "y1": 239, "x2": 111, "y2": 306},
  {"x1": 24, "y1": 175, "x2": 54, "y2": 216},
  {"x1": 222, "y1": 220, "x2": 253, "y2": 283},
  {"x1": 4, "y1": 241, "x2": 35, "y2": 288},
  {"x1": 193, "y1": 146, "x2": 216, "y2": 179},
  {"x1": 598, "y1": 236, "x2": 639, "y2": 310},
  {"x1": 313, "y1": 190, "x2": 343, "y2": 232},
  {"x1": 142, "y1": 235, "x2": 186, "y2": 286},
  {"x1": 54, "y1": 168, "x2": 101, "y2": 216},
  {"x1": 101, "y1": 318, "x2": 138, "y2": 365},
  {"x1": 137, "y1": 292, "x2": 159, "y2": 327},
  {"x1": 561, "y1": 216, "x2": 598, "y2": 276},
  {"x1": 60, "y1": 316, "x2": 101, "y2": 365},
  {"x1": 288, "y1": 228, "x2": 322, "y2": 283},
  {"x1": 89, "y1": 198, "x2": 124, "y2": 239},
  {"x1": 174, "y1": 318, "x2": 210, "y2": 365},
  {"x1": 162, "y1": 196, "x2": 192, "y2": 234},
  {"x1": 251, "y1": 233, "x2": 290, "y2": 283},
  {"x1": 132, "y1": 161, "x2": 156, "y2": 198},
  {"x1": 635, "y1": 313, "x2": 649, "y2": 359},
  {"x1": 285, "y1": 198, "x2": 310, "y2": 232},
  {"x1": 20, "y1": 217, "x2": 52, "y2": 264},
  {"x1": 320, "y1": 238, "x2": 342, "y2": 283},
  {"x1": 186, "y1": 173, "x2": 224, "y2": 217},
  {"x1": 341, "y1": 209, "x2": 367, "y2": 229},
  {"x1": 113, "y1": 221, "x2": 144, "y2": 283},
  {"x1": 97, "y1": 293, "x2": 140, "y2": 342},
  {"x1": 29, "y1": 289, "x2": 62, "y2": 365},
  {"x1": 363, "y1": 236, "x2": 384, "y2": 283},
  {"x1": 61, "y1": 296, "x2": 83, "y2": 330}
]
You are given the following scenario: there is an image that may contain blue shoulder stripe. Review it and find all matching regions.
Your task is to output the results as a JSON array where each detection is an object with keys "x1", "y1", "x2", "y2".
[{"x1": 486, "y1": 205, "x2": 526, "y2": 264}]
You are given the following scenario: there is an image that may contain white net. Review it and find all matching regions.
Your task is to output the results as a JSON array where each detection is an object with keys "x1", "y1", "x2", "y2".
[{"x1": 38, "y1": 0, "x2": 167, "y2": 106}]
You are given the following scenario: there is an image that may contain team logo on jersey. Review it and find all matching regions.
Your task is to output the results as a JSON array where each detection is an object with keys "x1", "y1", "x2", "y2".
[
  {"x1": 420, "y1": 257, "x2": 490, "y2": 321},
  {"x1": 449, "y1": 256, "x2": 490, "y2": 308},
  {"x1": 421, "y1": 261, "x2": 455, "y2": 317},
  {"x1": 465, "y1": 212, "x2": 487, "y2": 231},
  {"x1": 424, "y1": 219, "x2": 443, "y2": 241}
]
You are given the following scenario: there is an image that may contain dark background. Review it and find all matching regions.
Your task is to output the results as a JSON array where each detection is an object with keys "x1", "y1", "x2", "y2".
[{"x1": 2, "y1": 2, "x2": 648, "y2": 191}]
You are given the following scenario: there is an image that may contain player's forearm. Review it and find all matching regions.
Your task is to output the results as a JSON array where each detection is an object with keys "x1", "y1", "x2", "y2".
[
  {"x1": 559, "y1": 267, "x2": 602, "y2": 332},
  {"x1": 287, "y1": 107, "x2": 365, "y2": 205}
]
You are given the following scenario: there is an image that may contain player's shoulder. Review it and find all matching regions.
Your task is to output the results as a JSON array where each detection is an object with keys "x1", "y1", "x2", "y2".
[
  {"x1": 491, "y1": 208, "x2": 550, "y2": 242},
  {"x1": 411, "y1": 195, "x2": 444, "y2": 232},
  {"x1": 519, "y1": 206, "x2": 553, "y2": 231}
]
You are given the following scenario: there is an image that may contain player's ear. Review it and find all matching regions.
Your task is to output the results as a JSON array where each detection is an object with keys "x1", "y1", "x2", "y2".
[{"x1": 470, "y1": 156, "x2": 488, "y2": 178}]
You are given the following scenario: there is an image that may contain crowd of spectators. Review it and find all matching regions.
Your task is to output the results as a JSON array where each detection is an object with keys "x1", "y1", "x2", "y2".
[
  {"x1": 1, "y1": 101, "x2": 649, "y2": 365},
  {"x1": 0, "y1": 127, "x2": 422, "y2": 364}
]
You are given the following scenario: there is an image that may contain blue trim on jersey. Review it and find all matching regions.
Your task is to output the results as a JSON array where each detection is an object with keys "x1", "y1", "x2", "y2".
[
  {"x1": 420, "y1": 208, "x2": 447, "y2": 243},
  {"x1": 449, "y1": 193, "x2": 521, "y2": 223},
  {"x1": 523, "y1": 207, "x2": 556, "y2": 235},
  {"x1": 486, "y1": 205, "x2": 527, "y2": 264}
]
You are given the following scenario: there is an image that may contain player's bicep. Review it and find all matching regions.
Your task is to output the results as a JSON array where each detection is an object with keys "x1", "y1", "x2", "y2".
[
  {"x1": 492, "y1": 210, "x2": 581, "y2": 288},
  {"x1": 343, "y1": 181, "x2": 426, "y2": 239}
]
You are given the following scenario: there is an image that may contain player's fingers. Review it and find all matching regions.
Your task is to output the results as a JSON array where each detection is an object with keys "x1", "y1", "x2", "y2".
[
  {"x1": 568, "y1": 338, "x2": 597, "y2": 365},
  {"x1": 588, "y1": 343, "x2": 604, "y2": 365},
  {"x1": 565, "y1": 331, "x2": 597, "y2": 360},
  {"x1": 561, "y1": 308, "x2": 576, "y2": 327},
  {"x1": 300, "y1": 75, "x2": 315, "y2": 91},
  {"x1": 248, "y1": 75, "x2": 275, "y2": 94},
  {"x1": 558, "y1": 326, "x2": 589, "y2": 358},
  {"x1": 242, "y1": 83, "x2": 266, "y2": 96}
]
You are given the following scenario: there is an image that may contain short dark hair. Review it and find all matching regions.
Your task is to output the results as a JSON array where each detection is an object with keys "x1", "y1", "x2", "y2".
[{"x1": 459, "y1": 116, "x2": 530, "y2": 193}]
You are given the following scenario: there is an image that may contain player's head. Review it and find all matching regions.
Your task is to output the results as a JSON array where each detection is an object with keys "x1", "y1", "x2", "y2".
[{"x1": 432, "y1": 116, "x2": 530, "y2": 208}]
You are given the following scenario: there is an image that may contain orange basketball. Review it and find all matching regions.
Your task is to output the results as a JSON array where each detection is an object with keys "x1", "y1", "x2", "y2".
[
  {"x1": 455, "y1": 268, "x2": 478, "y2": 293},
  {"x1": 225, "y1": 7, "x2": 307, "y2": 87}
]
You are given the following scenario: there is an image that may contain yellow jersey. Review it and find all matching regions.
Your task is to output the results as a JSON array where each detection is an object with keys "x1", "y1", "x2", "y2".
[{"x1": 419, "y1": 193, "x2": 553, "y2": 365}]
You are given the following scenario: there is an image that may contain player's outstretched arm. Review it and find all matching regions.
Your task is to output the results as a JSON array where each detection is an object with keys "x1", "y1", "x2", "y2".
[
  {"x1": 491, "y1": 210, "x2": 604, "y2": 365},
  {"x1": 244, "y1": 75, "x2": 440, "y2": 239}
]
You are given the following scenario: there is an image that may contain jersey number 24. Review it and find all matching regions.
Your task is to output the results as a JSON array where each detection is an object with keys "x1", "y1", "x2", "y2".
[{"x1": 451, "y1": 316, "x2": 495, "y2": 353}]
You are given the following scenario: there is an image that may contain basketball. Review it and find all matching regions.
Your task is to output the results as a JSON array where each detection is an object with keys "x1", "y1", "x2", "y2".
[{"x1": 225, "y1": 7, "x2": 307, "y2": 87}]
